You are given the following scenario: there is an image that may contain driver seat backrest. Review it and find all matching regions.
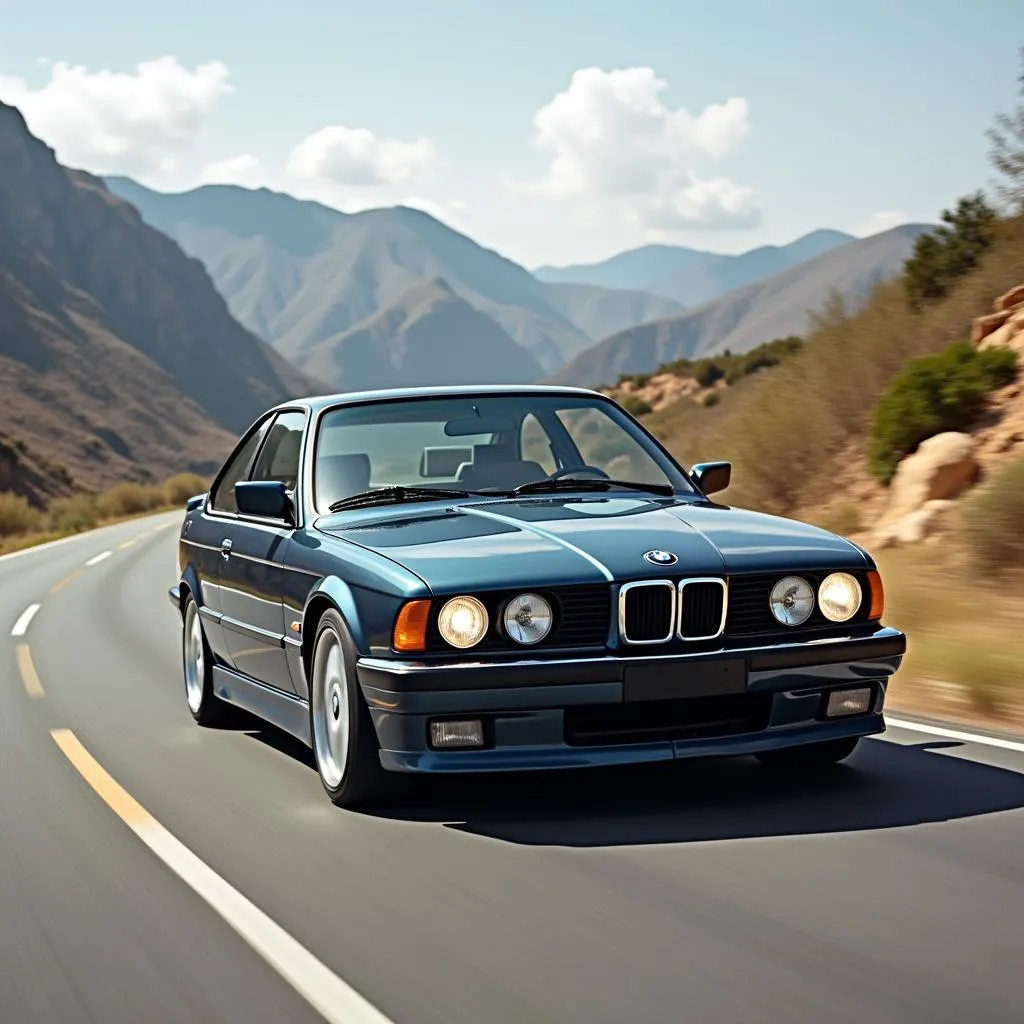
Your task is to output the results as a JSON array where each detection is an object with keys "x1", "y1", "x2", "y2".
[
  {"x1": 456, "y1": 444, "x2": 546, "y2": 490},
  {"x1": 316, "y1": 453, "x2": 372, "y2": 508}
]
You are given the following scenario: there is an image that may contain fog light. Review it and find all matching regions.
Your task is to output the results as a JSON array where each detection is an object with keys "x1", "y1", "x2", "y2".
[
  {"x1": 826, "y1": 688, "x2": 873, "y2": 717},
  {"x1": 429, "y1": 719, "x2": 485, "y2": 749}
]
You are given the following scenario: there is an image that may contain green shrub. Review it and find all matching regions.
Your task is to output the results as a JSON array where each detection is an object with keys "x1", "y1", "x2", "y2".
[
  {"x1": 867, "y1": 341, "x2": 1018, "y2": 483},
  {"x1": 0, "y1": 492, "x2": 42, "y2": 537},
  {"x1": 163, "y1": 472, "x2": 209, "y2": 505},
  {"x1": 702, "y1": 391, "x2": 721, "y2": 408},
  {"x1": 693, "y1": 361, "x2": 725, "y2": 388},
  {"x1": 619, "y1": 394, "x2": 653, "y2": 417},
  {"x1": 47, "y1": 493, "x2": 99, "y2": 532},
  {"x1": 904, "y1": 193, "x2": 998, "y2": 308},
  {"x1": 960, "y1": 457, "x2": 1024, "y2": 572}
]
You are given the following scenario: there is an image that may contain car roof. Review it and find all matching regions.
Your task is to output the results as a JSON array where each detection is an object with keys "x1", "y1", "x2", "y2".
[{"x1": 273, "y1": 384, "x2": 608, "y2": 416}]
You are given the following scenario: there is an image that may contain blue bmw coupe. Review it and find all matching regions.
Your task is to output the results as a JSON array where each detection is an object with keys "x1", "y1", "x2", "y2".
[{"x1": 169, "y1": 385, "x2": 905, "y2": 807}]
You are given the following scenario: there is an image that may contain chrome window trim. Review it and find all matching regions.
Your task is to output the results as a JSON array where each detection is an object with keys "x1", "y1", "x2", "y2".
[
  {"x1": 618, "y1": 579, "x2": 676, "y2": 645},
  {"x1": 676, "y1": 576, "x2": 729, "y2": 641}
]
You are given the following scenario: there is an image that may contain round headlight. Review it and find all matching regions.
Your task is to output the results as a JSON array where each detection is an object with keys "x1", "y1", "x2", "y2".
[
  {"x1": 769, "y1": 576, "x2": 815, "y2": 626},
  {"x1": 818, "y1": 572, "x2": 862, "y2": 622},
  {"x1": 503, "y1": 593, "x2": 553, "y2": 645},
  {"x1": 437, "y1": 595, "x2": 489, "y2": 649}
]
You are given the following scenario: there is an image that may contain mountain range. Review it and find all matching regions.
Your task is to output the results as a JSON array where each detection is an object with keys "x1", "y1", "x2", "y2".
[
  {"x1": 104, "y1": 177, "x2": 686, "y2": 385},
  {"x1": 547, "y1": 224, "x2": 932, "y2": 388},
  {"x1": 106, "y1": 177, "x2": 931, "y2": 394},
  {"x1": 0, "y1": 101, "x2": 315, "y2": 502},
  {"x1": 533, "y1": 229, "x2": 857, "y2": 306}
]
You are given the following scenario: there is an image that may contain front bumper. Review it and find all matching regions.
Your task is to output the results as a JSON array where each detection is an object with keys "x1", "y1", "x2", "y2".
[{"x1": 357, "y1": 627, "x2": 906, "y2": 773}]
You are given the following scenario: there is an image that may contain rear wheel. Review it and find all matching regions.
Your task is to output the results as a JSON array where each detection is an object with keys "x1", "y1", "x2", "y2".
[
  {"x1": 310, "y1": 608, "x2": 395, "y2": 809},
  {"x1": 182, "y1": 596, "x2": 231, "y2": 726},
  {"x1": 755, "y1": 736, "x2": 860, "y2": 769}
]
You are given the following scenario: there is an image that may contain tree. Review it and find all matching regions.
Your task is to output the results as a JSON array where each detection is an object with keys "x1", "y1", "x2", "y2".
[
  {"x1": 903, "y1": 192, "x2": 998, "y2": 309},
  {"x1": 987, "y1": 45, "x2": 1024, "y2": 212}
]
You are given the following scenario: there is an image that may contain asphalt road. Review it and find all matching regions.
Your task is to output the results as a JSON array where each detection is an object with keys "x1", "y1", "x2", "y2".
[{"x1": 1, "y1": 512, "x2": 1023, "y2": 1024}]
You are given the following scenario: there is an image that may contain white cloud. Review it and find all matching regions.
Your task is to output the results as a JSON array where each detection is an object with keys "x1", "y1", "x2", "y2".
[
  {"x1": 286, "y1": 125, "x2": 439, "y2": 186},
  {"x1": 853, "y1": 210, "x2": 908, "y2": 236},
  {"x1": 516, "y1": 66, "x2": 758, "y2": 231},
  {"x1": 0, "y1": 56, "x2": 232, "y2": 177},
  {"x1": 198, "y1": 154, "x2": 264, "y2": 187}
]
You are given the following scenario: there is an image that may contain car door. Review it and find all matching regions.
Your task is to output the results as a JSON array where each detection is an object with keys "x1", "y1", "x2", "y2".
[
  {"x1": 217, "y1": 409, "x2": 307, "y2": 694},
  {"x1": 193, "y1": 414, "x2": 275, "y2": 665}
]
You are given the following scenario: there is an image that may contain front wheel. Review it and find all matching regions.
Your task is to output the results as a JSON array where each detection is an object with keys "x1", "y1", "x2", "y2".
[
  {"x1": 309, "y1": 609, "x2": 395, "y2": 809},
  {"x1": 755, "y1": 736, "x2": 860, "y2": 769}
]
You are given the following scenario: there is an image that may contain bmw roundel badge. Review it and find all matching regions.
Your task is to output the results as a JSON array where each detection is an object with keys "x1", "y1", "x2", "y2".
[{"x1": 643, "y1": 549, "x2": 678, "y2": 566}]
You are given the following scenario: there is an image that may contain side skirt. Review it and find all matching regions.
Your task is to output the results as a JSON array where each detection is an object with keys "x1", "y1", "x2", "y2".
[{"x1": 211, "y1": 665, "x2": 312, "y2": 747}]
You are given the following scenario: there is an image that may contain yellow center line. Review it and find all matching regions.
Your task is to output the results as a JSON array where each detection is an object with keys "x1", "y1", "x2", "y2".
[
  {"x1": 118, "y1": 539, "x2": 137, "y2": 550},
  {"x1": 50, "y1": 569, "x2": 82, "y2": 594},
  {"x1": 51, "y1": 729, "x2": 150, "y2": 825},
  {"x1": 16, "y1": 645, "x2": 44, "y2": 699}
]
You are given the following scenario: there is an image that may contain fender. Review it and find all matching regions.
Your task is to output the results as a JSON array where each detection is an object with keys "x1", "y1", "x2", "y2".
[
  {"x1": 301, "y1": 574, "x2": 368, "y2": 655},
  {"x1": 172, "y1": 561, "x2": 205, "y2": 615}
]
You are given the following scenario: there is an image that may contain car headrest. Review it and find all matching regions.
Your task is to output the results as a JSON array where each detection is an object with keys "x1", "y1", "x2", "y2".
[
  {"x1": 268, "y1": 430, "x2": 302, "y2": 477},
  {"x1": 472, "y1": 443, "x2": 516, "y2": 465},
  {"x1": 316, "y1": 453, "x2": 371, "y2": 508}
]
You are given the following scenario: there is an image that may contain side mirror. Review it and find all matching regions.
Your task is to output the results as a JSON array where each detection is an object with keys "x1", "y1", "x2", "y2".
[
  {"x1": 235, "y1": 481, "x2": 295, "y2": 525},
  {"x1": 690, "y1": 461, "x2": 732, "y2": 496}
]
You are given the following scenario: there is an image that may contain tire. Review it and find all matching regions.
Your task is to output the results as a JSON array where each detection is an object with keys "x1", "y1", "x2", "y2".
[
  {"x1": 755, "y1": 736, "x2": 860, "y2": 769},
  {"x1": 182, "y1": 595, "x2": 231, "y2": 727},
  {"x1": 309, "y1": 608, "x2": 395, "y2": 809}
]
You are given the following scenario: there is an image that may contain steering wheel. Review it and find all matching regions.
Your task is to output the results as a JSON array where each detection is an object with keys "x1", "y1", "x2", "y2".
[{"x1": 549, "y1": 464, "x2": 610, "y2": 481}]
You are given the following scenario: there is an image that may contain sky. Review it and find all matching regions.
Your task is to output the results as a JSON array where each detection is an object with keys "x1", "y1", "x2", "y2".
[{"x1": 0, "y1": 0, "x2": 1021, "y2": 269}]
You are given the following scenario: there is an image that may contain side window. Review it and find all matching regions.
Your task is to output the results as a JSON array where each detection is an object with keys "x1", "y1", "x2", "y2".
[
  {"x1": 209, "y1": 418, "x2": 272, "y2": 514},
  {"x1": 249, "y1": 411, "x2": 306, "y2": 492},
  {"x1": 520, "y1": 413, "x2": 557, "y2": 474}
]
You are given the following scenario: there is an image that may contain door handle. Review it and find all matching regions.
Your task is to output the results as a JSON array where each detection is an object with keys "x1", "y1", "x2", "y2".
[{"x1": 220, "y1": 538, "x2": 233, "y2": 559}]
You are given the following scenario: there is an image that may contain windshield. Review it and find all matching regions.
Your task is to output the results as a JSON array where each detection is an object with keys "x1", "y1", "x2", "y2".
[{"x1": 312, "y1": 393, "x2": 694, "y2": 513}]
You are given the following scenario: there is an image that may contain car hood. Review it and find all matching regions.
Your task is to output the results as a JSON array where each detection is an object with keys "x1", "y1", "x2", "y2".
[{"x1": 315, "y1": 495, "x2": 868, "y2": 593}]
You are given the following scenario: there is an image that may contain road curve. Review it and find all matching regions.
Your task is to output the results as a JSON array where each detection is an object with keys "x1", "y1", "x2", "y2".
[{"x1": 1, "y1": 512, "x2": 1023, "y2": 1024}]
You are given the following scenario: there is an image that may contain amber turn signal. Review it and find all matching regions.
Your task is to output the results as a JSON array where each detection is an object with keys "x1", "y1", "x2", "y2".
[
  {"x1": 393, "y1": 599, "x2": 431, "y2": 652},
  {"x1": 866, "y1": 570, "x2": 884, "y2": 620}
]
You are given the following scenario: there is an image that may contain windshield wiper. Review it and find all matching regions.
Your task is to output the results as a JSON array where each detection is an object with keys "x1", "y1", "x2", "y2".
[
  {"x1": 328, "y1": 485, "x2": 478, "y2": 513},
  {"x1": 512, "y1": 477, "x2": 675, "y2": 497}
]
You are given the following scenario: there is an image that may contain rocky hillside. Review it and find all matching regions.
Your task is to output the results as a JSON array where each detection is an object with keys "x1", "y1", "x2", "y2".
[
  {"x1": 861, "y1": 284, "x2": 1024, "y2": 549},
  {"x1": 105, "y1": 177, "x2": 684, "y2": 377},
  {"x1": 0, "y1": 101, "x2": 317, "y2": 503},
  {"x1": 547, "y1": 225, "x2": 932, "y2": 388},
  {"x1": 298, "y1": 277, "x2": 544, "y2": 390},
  {"x1": 602, "y1": 336, "x2": 805, "y2": 415}
]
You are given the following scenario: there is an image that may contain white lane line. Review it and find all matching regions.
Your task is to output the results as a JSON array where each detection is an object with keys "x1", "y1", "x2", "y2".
[
  {"x1": 11, "y1": 604, "x2": 40, "y2": 637},
  {"x1": 887, "y1": 716, "x2": 1024, "y2": 754},
  {"x1": 85, "y1": 551, "x2": 112, "y2": 567},
  {"x1": 50, "y1": 729, "x2": 397, "y2": 1024}
]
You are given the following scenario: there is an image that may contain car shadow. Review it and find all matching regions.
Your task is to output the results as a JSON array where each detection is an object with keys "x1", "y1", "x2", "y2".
[
  {"x1": 234, "y1": 717, "x2": 1024, "y2": 847},
  {"x1": 373, "y1": 737, "x2": 1024, "y2": 847}
]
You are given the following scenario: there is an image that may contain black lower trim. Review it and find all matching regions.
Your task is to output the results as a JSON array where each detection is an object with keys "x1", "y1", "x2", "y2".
[{"x1": 357, "y1": 628, "x2": 906, "y2": 692}]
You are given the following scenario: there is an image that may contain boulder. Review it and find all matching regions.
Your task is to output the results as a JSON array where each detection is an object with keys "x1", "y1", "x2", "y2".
[
  {"x1": 873, "y1": 500, "x2": 956, "y2": 548},
  {"x1": 972, "y1": 309, "x2": 1011, "y2": 344},
  {"x1": 994, "y1": 284, "x2": 1024, "y2": 312},
  {"x1": 883, "y1": 432, "x2": 979, "y2": 523}
]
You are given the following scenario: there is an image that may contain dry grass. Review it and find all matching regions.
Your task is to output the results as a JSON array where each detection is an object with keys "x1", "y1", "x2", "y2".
[
  {"x1": 0, "y1": 472, "x2": 210, "y2": 552},
  {"x1": 875, "y1": 546, "x2": 1024, "y2": 728}
]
